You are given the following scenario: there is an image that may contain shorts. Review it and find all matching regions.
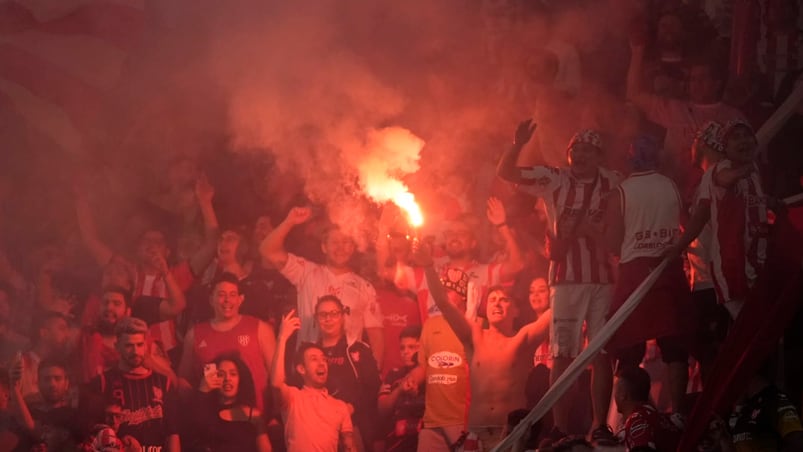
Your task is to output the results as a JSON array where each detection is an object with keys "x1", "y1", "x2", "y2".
[
  {"x1": 690, "y1": 288, "x2": 731, "y2": 356},
  {"x1": 612, "y1": 335, "x2": 689, "y2": 368},
  {"x1": 461, "y1": 426, "x2": 506, "y2": 451},
  {"x1": 550, "y1": 283, "x2": 613, "y2": 358}
]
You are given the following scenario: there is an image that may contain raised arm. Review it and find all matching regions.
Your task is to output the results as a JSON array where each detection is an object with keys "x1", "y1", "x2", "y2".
[
  {"x1": 177, "y1": 326, "x2": 197, "y2": 382},
  {"x1": 188, "y1": 174, "x2": 220, "y2": 275},
  {"x1": 497, "y1": 120, "x2": 538, "y2": 184},
  {"x1": 260, "y1": 207, "x2": 312, "y2": 270},
  {"x1": 271, "y1": 310, "x2": 300, "y2": 400},
  {"x1": 518, "y1": 309, "x2": 552, "y2": 350},
  {"x1": 487, "y1": 197, "x2": 525, "y2": 281},
  {"x1": 625, "y1": 22, "x2": 656, "y2": 111},
  {"x1": 257, "y1": 320, "x2": 276, "y2": 375},
  {"x1": 153, "y1": 254, "x2": 187, "y2": 319},
  {"x1": 8, "y1": 361, "x2": 34, "y2": 433},
  {"x1": 668, "y1": 199, "x2": 711, "y2": 258},
  {"x1": 423, "y1": 266, "x2": 473, "y2": 347},
  {"x1": 74, "y1": 191, "x2": 114, "y2": 266}
]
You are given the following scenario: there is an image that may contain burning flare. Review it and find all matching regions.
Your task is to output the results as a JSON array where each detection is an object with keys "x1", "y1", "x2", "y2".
[{"x1": 358, "y1": 127, "x2": 425, "y2": 227}]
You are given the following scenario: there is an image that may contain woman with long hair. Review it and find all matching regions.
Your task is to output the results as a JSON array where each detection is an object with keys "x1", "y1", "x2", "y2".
[{"x1": 183, "y1": 352, "x2": 271, "y2": 452}]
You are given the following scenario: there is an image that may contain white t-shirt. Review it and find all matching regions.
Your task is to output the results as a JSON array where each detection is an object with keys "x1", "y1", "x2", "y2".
[
  {"x1": 617, "y1": 171, "x2": 682, "y2": 263},
  {"x1": 281, "y1": 254, "x2": 381, "y2": 345}
]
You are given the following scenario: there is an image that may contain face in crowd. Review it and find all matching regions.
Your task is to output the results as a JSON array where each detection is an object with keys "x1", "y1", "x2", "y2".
[
  {"x1": 217, "y1": 230, "x2": 245, "y2": 265},
  {"x1": 443, "y1": 220, "x2": 476, "y2": 260},
  {"x1": 137, "y1": 230, "x2": 169, "y2": 266},
  {"x1": 98, "y1": 291, "x2": 128, "y2": 334},
  {"x1": 38, "y1": 365, "x2": 70, "y2": 405},
  {"x1": 724, "y1": 124, "x2": 758, "y2": 165},
  {"x1": 210, "y1": 280, "x2": 244, "y2": 321},
  {"x1": 316, "y1": 299, "x2": 345, "y2": 340},
  {"x1": 117, "y1": 332, "x2": 147, "y2": 371},
  {"x1": 567, "y1": 142, "x2": 602, "y2": 179},
  {"x1": 529, "y1": 278, "x2": 550, "y2": 316},
  {"x1": 399, "y1": 336, "x2": 420, "y2": 367},
  {"x1": 322, "y1": 228, "x2": 356, "y2": 268},
  {"x1": 486, "y1": 288, "x2": 517, "y2": 326},
  {"x1": 218, "y1": 360, "x2": 240, "y2": 402},
  {"x1": 297, "y1": 346, "x2": 328, "y2": 389}
]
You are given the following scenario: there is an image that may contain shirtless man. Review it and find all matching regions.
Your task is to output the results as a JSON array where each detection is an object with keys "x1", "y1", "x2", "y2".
[{"x1": 421, "y1": 256, "x2": 551, "y2": 450}]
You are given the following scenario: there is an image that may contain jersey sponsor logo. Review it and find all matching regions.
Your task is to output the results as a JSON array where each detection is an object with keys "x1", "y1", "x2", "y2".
[
  {"x1": 384, "y1": 313, "x2": 408, "y2": 326},
  {"x1": 428, "y1": 351, "x2": 462, "y2": 369},
  {"x1": 237, "y1": 335, "x2": 251, "y2": 347},
  {"x1": 428, "y1": 373, "x2": 458, "y2": 385}
]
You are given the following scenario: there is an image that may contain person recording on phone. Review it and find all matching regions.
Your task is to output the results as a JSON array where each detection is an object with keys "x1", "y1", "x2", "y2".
[
  {"x1": 181, "y1": 352, "x2": 272, "y2": 452},
  {"x1": 178, "y1": 272, "x2": 276, "y2": 411},
  {"x1": 272, "y1": 309, "x2": 357, "y2": 452}
]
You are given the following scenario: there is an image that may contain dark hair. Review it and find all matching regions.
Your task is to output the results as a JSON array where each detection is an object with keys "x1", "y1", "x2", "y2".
[
  {"x1": 399, "y1": 325, "x2": 422, "y2": 341},
  {"x1": 212, "y1": 352, "x2": 257, "y2": 407},
  {"x1": 294, "y1": 342, "x2": 324, "y2": 368},
  {"x1": 34, "y1": 311, "x2": 69, "y2": 342},
  {"x1": 315, "y1": 295, "x2": 345, "y2": 312},
  {"x1": 487, "y1": 285, "x2": 512, "y2": 298},
  {"x1": 616, "y1": 366, "x2": 652, "y2": 402},
  {"x1": 211, "y1": 272, "x2": 242, "y2": 293},
  {"x1": 37, "y1": 359, "x2": 68, "y2": 378},
  {"x1": 102, "y1": 285, "x2": 132, "y2": 308},
  {"x1": 219, "y1": 228, "x2": 250, "y2": 264}
]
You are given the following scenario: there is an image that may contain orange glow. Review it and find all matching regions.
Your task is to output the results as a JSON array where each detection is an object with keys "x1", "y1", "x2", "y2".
[{"x1": 358, "y1": 126, "x2": 425, "y2": 227}]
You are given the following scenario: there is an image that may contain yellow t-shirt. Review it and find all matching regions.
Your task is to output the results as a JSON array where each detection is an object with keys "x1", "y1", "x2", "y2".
[{"x1": 420, "y1": 315, "x2": 469, "y2": 428}]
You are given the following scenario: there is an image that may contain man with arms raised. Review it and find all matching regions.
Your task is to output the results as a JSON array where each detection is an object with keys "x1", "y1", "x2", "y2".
[
  {"x1": 420, "y1": 251, "x2": 551, "y2": 450},
  {"x1": 260, "y1": 207, "x2": 383, "y2": 363},
  {"x1": 272, "y1": 310, "x2": 356, "y2": 452}
]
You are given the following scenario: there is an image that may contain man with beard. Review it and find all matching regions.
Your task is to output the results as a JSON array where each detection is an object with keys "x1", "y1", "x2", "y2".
[
  {"x1": 81, "y1": 317, "x2": 180, "y2": 452},
  {"x1": 390, "y1": 198, "x2": 524, "y2": 323},
  {"x1": 9, "y1": 360, "x2": 82, "y2": 451},
  {"x1": 260, "y1": 207, "x2": 384, "y2": 364},
  {"x1": 75, "y1": 286, "x2": 130, "y2": 383},
  {"x1": 17, "y1": 312, "x2": 72, "y2": 398}
]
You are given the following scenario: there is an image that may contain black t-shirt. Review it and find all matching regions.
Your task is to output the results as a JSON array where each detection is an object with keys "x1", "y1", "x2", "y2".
[
  {"x1": 27, "y1": 404, "x2": 83, "y2": 451},
  {"x1": 83, "y1": 368, "x2": 179, "y2": 451},
  {"x1": 181, "y1": 391, "x2": 263, "y2": 452}
]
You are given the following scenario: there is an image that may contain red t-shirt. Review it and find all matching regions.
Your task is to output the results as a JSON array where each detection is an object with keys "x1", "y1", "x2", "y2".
[
  {"x1": 623, "y1": 404, "x2": 682, "y2": 451},
  {"x1": 191, "y1": 315, "x2": 268, "y2": 410},
  {"x1": 377, "y1": 288, "x2": 421, "y2": 377}
]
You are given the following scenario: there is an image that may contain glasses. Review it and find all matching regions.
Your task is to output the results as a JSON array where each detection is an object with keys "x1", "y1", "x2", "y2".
[{"x1": 316, "y1": 310, "x2": 343, "y2": 320}]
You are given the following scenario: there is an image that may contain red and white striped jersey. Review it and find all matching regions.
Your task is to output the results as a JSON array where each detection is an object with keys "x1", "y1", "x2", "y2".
[
  {"x1": 699, "y1": 160, "x2": 768, "y2": 303},
  {"x1": 517, "y1": 165, "x2": 620, "y2": 285},
  {"x1": 617, "y1": 171, "x2": 682, "y2": 264}
]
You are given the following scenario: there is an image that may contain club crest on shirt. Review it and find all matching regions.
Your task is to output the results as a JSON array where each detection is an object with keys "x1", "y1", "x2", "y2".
[{"x1": 238, "y1": 335, "x2": 251, "y2": 347}]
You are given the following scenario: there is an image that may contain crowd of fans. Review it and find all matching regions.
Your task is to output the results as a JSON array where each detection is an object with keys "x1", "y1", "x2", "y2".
[{"x1": 2, "y1": 1, "x2": 803, "y2": 451}]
